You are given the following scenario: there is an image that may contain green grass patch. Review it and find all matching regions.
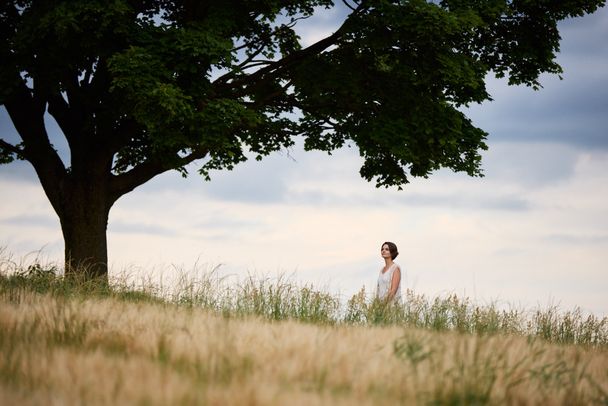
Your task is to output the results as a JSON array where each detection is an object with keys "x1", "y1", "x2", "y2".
[{"x1": 1, "y1": 259, "x2": 606, "y2": 347}]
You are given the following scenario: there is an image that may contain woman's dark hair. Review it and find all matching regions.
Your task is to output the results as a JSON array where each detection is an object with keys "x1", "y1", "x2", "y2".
[{"x1": 382, "y1": 241, "x2": 399, "y2": 260}]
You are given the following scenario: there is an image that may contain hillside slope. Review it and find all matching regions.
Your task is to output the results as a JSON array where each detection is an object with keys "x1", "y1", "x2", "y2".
[{"x1": 1, "y1": 287, "x2": 607, "y2": 405}]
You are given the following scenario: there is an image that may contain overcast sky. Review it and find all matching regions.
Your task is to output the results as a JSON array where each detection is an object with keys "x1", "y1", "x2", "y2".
[{"x1": 1, "y1": 4, "x2": 607, "y2": 316}]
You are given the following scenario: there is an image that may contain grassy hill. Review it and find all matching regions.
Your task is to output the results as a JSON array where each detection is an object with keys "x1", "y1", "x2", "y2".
[{"x1": 1, "y1": 264, "x2": 607, "y2": 405}]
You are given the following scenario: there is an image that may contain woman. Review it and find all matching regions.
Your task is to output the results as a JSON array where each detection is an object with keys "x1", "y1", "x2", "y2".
[{"x1": 376, "y1": 241, "x2": 402, "y2": 304}]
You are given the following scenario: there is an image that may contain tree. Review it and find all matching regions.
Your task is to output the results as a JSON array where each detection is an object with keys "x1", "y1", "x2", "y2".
[{"x1": 1, "y1": 0, "x2": 604, "y2": 280}]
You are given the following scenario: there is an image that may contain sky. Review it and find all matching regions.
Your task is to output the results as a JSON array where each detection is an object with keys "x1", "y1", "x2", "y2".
[{"x1": 1, "y1": 4, "x2": 607, "y2": 316}]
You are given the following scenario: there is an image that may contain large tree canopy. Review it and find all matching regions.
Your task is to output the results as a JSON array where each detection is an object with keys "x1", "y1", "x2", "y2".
[{"x1": 1, "y1": 0, "x2": 604, "y2": 279}]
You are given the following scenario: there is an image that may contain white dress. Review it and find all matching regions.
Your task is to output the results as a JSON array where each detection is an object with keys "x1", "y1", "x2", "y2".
[{"x1": 376, "y1": 263, "x2": 402, "y2": 303}]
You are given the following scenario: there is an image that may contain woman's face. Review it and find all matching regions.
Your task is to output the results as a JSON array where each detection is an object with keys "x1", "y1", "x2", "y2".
[{"x1": 381, "y1": 244, "x2": 392, "y2": 259}]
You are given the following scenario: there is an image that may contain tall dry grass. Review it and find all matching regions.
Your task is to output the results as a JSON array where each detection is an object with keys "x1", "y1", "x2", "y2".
[
  {"x1": 1, "y1": 287, "x2": 607, "y2": 405},
  {"x1": 0, "y1": 249, "x2": 606, "y2": 346},
  {"x1": 1, "y1": 252, "x2": 607, "y2": 404}
]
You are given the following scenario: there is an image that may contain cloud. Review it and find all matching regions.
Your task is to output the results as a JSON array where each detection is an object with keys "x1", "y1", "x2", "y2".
[
  {"x1": 465, "y1": 7, "x2": 608, "y2": 149},
  {"x1": 543, "y1": 233, "x2": 608, "y2": 245},
  {"x1": 287, "y1": 178, "x2": 532, "y2": 212},
  {"x1": 396, "y1": 192, "x2": 531, "y2": 211},
  {"x1": 282, "y1": 141, "x2": 585, "y2": 210},
  {"x1": 0, "y1": 109, "x2": 19, "y2": 144},
  {"x1": 108, "y1": 220, "x2": 177, "y2": 236},
  {"x1": 294, "y1": 4, "x2": 350, "y2": 47},
  {"x1": 195, "y1": 216, "x2": 266, "y2": 233},
  {"x1": 466, "y1": 74, "x2": 608, "y2": 149},
  {"x1": 558, "y1": 6, "x2": 608, "y2": 58},
  {"x1": 480, "y1": 142, "x2": 579, "y2": 188},
  {"x1": 0, "y1": 214, "x2": 59, "y2": 229},
  {"x1": 201, "y1": 157, "x2": 290, "y2": 203},
  {"x1": 0, "y1": 160, "x2": 39, "y2": 183}
]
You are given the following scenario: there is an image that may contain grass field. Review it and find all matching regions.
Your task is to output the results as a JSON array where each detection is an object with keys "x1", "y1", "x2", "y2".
[{"x1": 1, "y1": 259, "x2": 607, "y2": 405}]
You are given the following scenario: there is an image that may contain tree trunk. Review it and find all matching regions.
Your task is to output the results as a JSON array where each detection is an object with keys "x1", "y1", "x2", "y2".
[{"x1": 58, "y1": 181, "x2": 112, "y2": 282}]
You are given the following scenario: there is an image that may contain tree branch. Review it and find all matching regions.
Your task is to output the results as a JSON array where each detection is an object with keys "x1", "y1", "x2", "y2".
[
  {"x1": 0, "y1": 138, "x2": 26, "y2": 159},
  {"x1": 217, "y1": 41, "x2": 272, "y2": 86},
  {"x1": 81, "y1": 60, "x2": 95, "y2": 86},
  {"x1": 214, "y1": 2, "x2": 367, "y2": 95},
  {"x1": 4, "y1": 78, "x2": 68, "y2": 213},
  {"x1": 230, "y1": 37, "x2": 264, "y2": 54},
  {"x1": 47, "y1": 92, "x2": 78, "y2": 146},
  {"x1": 5, "y1": 81, "x2": 63, "y2": 166},
  {"x1": 239, "y1": 60, "x2": 275, "y2": 71},
  {"x1": 285, "y1": 14, "x2": 312, "y2": 29},
  {"x1": 110, "y1": 146, "x2": 209, "y2": 200},
  {"x1": 342, "y1": 0, "x2": 357, "y2": 12},
  {"x1": 107, "y1": 118, "x2": 141, "y2": 155},
  {"x1": 87, "y1": 56, "x2": 110, "y2": 98},
  {"x1": 64, "y1": 71, "x2": 85, "y2": 117}
]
